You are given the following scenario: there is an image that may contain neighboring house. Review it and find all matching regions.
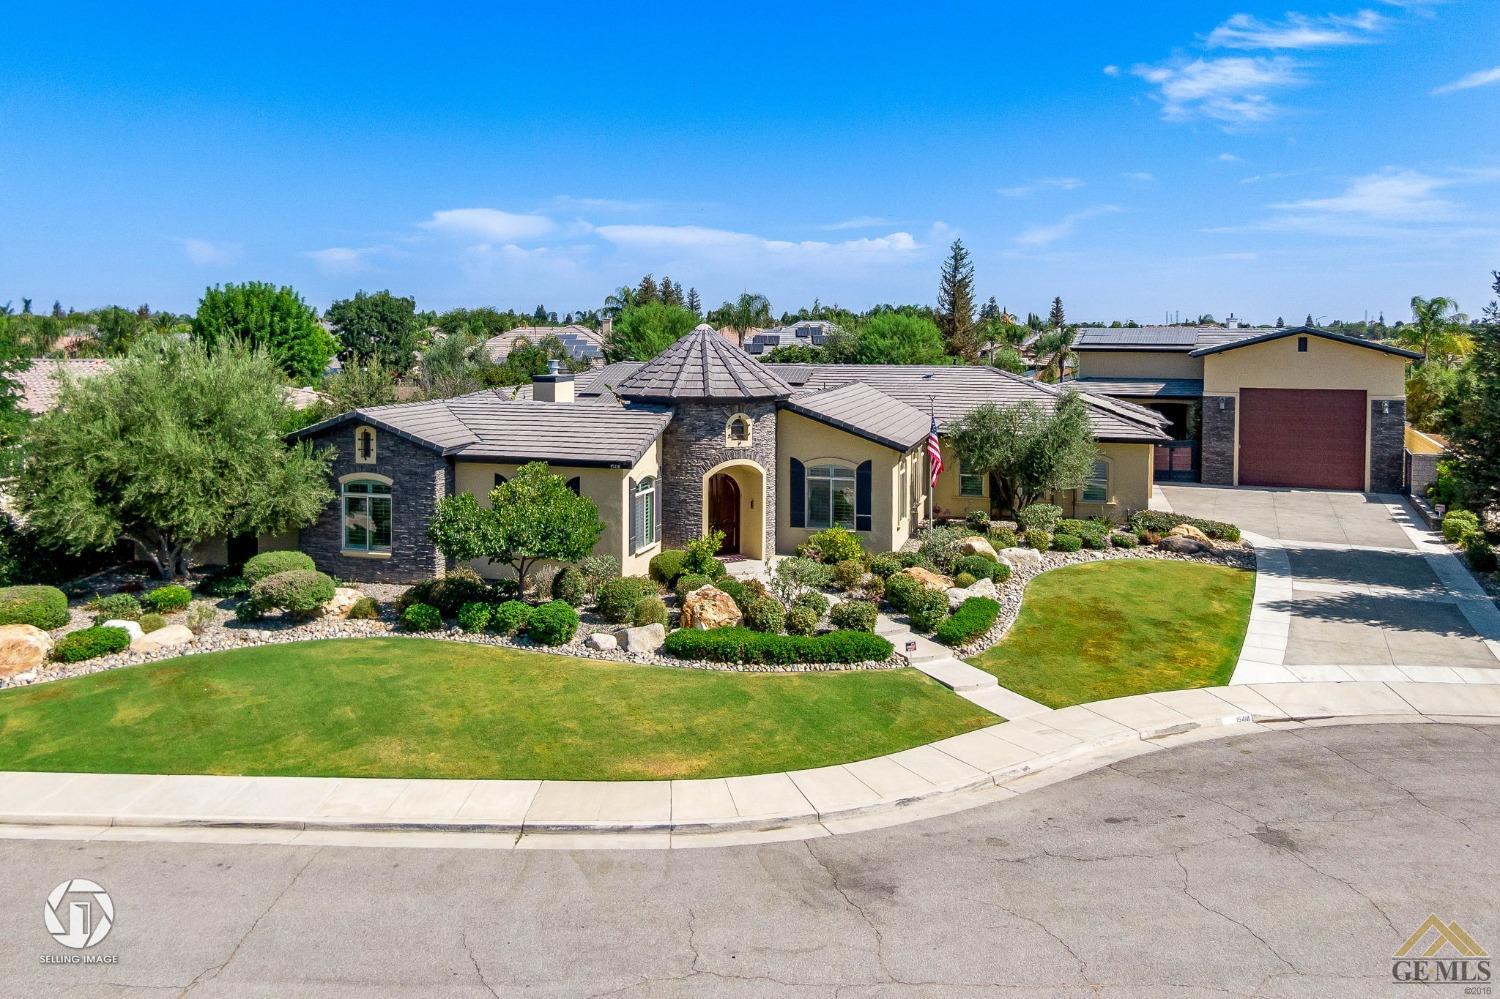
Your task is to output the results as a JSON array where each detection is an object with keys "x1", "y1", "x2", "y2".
[
  {"x1": 741, "y1": 321, "x2": 840, "y2": 356},
  {"x1": 1069, "y1": 325, "x2": 1419, "y2": 492},
  {"x1": 482, "y1": 325, "x2": 605, "y2": 367},
  {"x1": 16, "y1": 358, "x2": 116, "y2": 414},
  {"x1": 291, "y1": 324, "x2": 1169, "y2": 583}
]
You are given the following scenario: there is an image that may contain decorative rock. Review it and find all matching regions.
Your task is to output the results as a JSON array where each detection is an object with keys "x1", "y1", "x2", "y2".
[
  {"x1": 958, "y1": 536, "x2": 999, "y2": 560},
  {"x1": 1167, "y1": 524, "x2": 1214, "y2": 548},
  {"x1": 681, "y1": 585, "x2": 742, "y2": 630},
  {"x1": 585, "y1": 632, "x2": 618, "y2": 652},
  {"x1": 894, "y1": 566, "x2": 954, "y2": 592},
  {"x1": 324, "y1": 587, "x2": 364, "y2": 618},
  {"x1": 616, "y1": 623, "x2": 666, "y2": 654},
  {"x1": 0, "y1": 624, "x2": 53, "y2": 677},
  {"x1": 130, "y1": 623, "x2": 194, "y2": 653},
  {"x1": 998, "y1": 547, "x2": 1043, "y2": 568},
  {"x1": 965, "y1": 577, "x2": 1000, "y2": 600},
  {"x1": 1158, "y1": 535, "x2": 1209, "y2": 555},
  {"x1": 945, "y1": 587, "x2": 970, "y2": 610},
  {"x1": 103, "y1": 619, "x2": 145, "y2": 641}
]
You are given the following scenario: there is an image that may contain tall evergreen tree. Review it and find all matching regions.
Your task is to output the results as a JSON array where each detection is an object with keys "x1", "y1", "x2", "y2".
[
  {"x1": 1449, "y1": 271, "x2": 1500, "y2": 508},
  {"x1": 686, "y1": 287, "x2": 701, "y2": 316},
  {"x1": 660, "y1": 277, "x2": 681, "y2": 307},
  {"x1": 1048, "y1": 296, "x2": 1066, "y2": 330},
  {"x1": 937, "y1": 239, "x2": 979, "y2": 360},
  {"x1": 979, "y1": 296, "x2": 1000, "y2": 322},
  {"x1": 1304, "y1": 313, "x2": 1316, "y2": 327},
  {"x1": 637, "y1": 274, "x2": 659, "y2": 304}
]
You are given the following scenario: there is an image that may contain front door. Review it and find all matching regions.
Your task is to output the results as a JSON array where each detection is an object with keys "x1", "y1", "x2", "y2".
[{"x1": 708, "y1": 473, "x2": 740, "y2": 554}]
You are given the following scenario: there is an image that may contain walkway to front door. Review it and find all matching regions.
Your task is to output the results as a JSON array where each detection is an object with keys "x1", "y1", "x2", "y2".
[{"x1": 708, "y1": 473, "x2": 740, "y2": 555}]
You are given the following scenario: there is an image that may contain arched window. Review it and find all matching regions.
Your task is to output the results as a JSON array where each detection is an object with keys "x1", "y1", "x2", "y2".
[
  {"x1": 631, "y1": 475, "x2": 657, "y2": 552},
  {"x1": 354, "y1": 426, "x2": 377, "y2": 464},
  {"x1": 806, "y1": 463, "x2": 856, "y2": 530},
  {"x1": 493, "y1": 472, "x2": 508, "y2": 488},
  {"x1": 342, "y1": 479, "x2": 392, "y2": 552},
  {"x1": 725, "y1": 414, "x2": 753, "y2": 447}
]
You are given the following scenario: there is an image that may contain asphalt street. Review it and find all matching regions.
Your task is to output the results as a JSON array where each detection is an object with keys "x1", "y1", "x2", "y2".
[{"x1": 4, "y1": 721, "x2": 1497, "y2": 997}]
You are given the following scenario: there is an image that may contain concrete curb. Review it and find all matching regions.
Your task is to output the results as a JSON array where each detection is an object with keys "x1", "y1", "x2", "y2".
[{"x1": 3, "y1": 681, "x2": 1498, "y2": 849}]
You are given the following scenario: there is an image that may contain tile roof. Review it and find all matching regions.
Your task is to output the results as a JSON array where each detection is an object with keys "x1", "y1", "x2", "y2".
[
  {"x1": 482, "y1": 325, "x2": 604, "y2": 363},
  {"x1": 16, "y1": 358, "x2": 115, "y2": 413},
  {"x1": 295, "y1": 390, "x2": 671, "y2": 467},
  {"x1": 1073, "y1": 326, "x2": 1262, "y2": 352},
  {"x1": 782, "y1": 382, "x2": 931, "y2": 451},
  {"x1": 615, "y1": 324, "x2": 794, "y2": 402},
  {"x1": 1069, "y1": 377, "x2": 1206, "y2": 399},
  {"x1": 512, "y1": 360, "x2": 644, "y2": 402},
  {"x1": 765, "y1": 364, "x2": 1169, "y2": 442}
]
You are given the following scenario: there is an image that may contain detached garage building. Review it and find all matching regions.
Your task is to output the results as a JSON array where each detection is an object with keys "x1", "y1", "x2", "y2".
[{"x1": 1071, "y1": 325, "x2": 1420, "y2": 493}]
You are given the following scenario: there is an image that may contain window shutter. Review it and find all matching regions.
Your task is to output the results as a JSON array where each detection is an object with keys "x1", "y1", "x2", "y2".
[
  {"x1": 789, "y1": 459, "x2": 805, "y2": 528},
  {"x1": 566, "y1": 477, "x2": 581, "y2": 496},
  {"x1": 855, "y1": 460, "x2": 873, "y2": 532},
  {"x1": 653, "y1": 479, "x2": 662, "y2": 542},
  {"x1": 493, "y1": 473, "x2": 507, "y2": 488},
  {"x1": 628, "y1": 476, "x2": 639, "y2": 553}
]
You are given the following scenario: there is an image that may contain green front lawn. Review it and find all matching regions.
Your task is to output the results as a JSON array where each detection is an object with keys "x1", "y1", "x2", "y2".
[
  {"x1": 0, "y1": 638, "x2": 995, "y2": 781},
  {"x1": 968, "y1": 560, "x2": 1254, "y2": 709}
]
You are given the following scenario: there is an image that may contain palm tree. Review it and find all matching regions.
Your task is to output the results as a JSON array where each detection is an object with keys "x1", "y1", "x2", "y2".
[
  {"x1": 601, "y1": 286, "x2": 640, "y2": 319},
  {"x1": 724, "y1": 292, "x2": 772, "y2": 348},
  {"x1": 1398, "y1": 296, "x2": 1473, "y2": 366}
]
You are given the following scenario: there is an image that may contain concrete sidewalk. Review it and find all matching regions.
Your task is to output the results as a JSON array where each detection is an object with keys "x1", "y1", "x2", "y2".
[{"x1": 3, "y1": 681, "x2": 1496, "y2": 849}]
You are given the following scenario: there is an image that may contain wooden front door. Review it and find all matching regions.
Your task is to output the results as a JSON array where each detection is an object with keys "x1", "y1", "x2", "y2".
[{"x1": 708, "y1": 473, "x2": 740, "y2": 554}]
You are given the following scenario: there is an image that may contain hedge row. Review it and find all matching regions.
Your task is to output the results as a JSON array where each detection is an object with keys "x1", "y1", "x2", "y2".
[
  {"x1": 662, "y1": 627, "x2": 893, "y2": 665},
  {"x1": 935, "y1": 597, "x2": 1000, "y2": 647}
]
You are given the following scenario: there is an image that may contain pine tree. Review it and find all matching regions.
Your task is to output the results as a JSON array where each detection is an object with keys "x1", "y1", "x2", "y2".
[
  {"x1": 533, "y1": 304, "x2": 548, "y2": 324},
  {"x1": 1276, "y1": 316, "x2": 1284, "y2": 327},
  {"x1": 686, "y1": 287, "x2": 701, "y2": 316},
  {"x1": 637, "y1": 274, "x2": 659, "y2": 304},
  {"x1": 1304, "y1": 313, "x2": 1315, "y2": 327},
  {"x1": 51, "y1": 300, "x2": 64, "y2": 318},
  {"x1": 979, "y1": 296, "x2": 999, "y2": 322},
  {"x1": 1048, "y1": 296, "x2": 1066, "y2": 330},
  {"x1": 937, "y1": 239, "x2": 979, "y2": 360}
]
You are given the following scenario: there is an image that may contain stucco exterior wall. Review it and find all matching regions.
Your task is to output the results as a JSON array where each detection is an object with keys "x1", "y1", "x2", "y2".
[
  {"x1": 1202, "y1": 336, "x2": 1407, "y2": 397},
  {"x1": 1075, "y1": 351, "x2": 1205, "y2": 380},
  {"x1": 1054, "y1": 443, "x2": 1154, "y2": 523},
  {"x1": 775, "y1": 410, "x2": 916, "y2": 556},
  {"x1": 931, "y1": 438, "x2": 988, "y2": 520}
]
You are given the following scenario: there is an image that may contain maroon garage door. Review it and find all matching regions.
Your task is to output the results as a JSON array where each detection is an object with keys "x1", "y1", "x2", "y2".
[{"x1": 1238, "y1": 388, "x2": 1367, "y2": 490}]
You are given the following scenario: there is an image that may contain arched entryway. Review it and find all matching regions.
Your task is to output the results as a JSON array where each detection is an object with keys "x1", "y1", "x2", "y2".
[
  {"x1": 700, "y1": 459, "x2": 767, "y2": 560},
  {"x1": 708, "y1": 473, "x2": 740, "y2": 554}
]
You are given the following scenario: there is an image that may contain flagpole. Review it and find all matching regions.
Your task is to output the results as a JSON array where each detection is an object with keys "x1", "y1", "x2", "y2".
[{"x1": 927, "y1": 396, "x2": 936, "y2": 528}]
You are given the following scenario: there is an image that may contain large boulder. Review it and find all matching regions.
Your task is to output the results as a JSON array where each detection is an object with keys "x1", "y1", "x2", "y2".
[
  {"x1": 958, "y1": 536, "x2": 999, "y2": 560},
  {"x1": 1158, "y1": 535, "x2": 1209, "y2": 556},
  {"x1": 997, "y1": 547, "x2": 1043, "y2": 569},
  {"x1": 324, "y1": 587, "x2": 364, "y2": 619},
  {"x1": 585, "y1": 632, "x2": 618, "y2": 652},
  {"x1": 616, "y1": 623, "x2": 666, "y2": 654},
  {"x1": 1167, "y1": 524, "x2": 1214, "y2": 548},
  {"x1": 946, "y1": 576, "x2": 1000, "y2": 610},
  {"x1": 0, "y1": 624, "x2": 52, "y2": 677},
  {"x1": 130, "y1": 623, "x2": 194, "y2": 654},
  {"x1": 103, "y1": 619, "x2": 145, "y2": 642},
  {"x1": 894, "y1": 566, "x2": 953, "y2": 593},
  {"x1": 681, "y1": 585, "x2": 742, "y2": 630}
]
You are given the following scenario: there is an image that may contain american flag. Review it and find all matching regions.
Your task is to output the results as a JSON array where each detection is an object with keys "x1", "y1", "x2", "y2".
[{"x1": 926, "y1": 416, "x2": 943, "y2": 487}]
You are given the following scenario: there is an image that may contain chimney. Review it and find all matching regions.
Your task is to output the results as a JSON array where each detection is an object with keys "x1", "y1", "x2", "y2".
[
  {"x1": 601, "y1": 316, "x2": 613, "y2": 338},
  {"x1": 1225, "y1": 312, "x2": 1241, "y2": 329},
  {"x1": 533, "y1": 358, "x2": 575, "y2": 403}
]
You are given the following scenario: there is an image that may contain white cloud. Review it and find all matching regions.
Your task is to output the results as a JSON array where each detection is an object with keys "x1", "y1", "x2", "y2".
[
  {"x1": 180, "y1": 237, "x2": 240, "y2": 266},
  {"x1": 419, "y1": 208, "x2": 557, "y2": 242},
  {"x1": 594, "y1": 223, "x2": 921, "y2": 260},
  {"x1": 997, "y1": 177, "x2": 1085, "y2": 198},
  {"x1": 549, "y1": 195, "x2": 653, "y2": 213},
  {"x1": 820, "y1": 216, "x2": 896, "y2": 231},
  {"x1": 1102, "y1": 64, "x2": 1121, "y2": 77},
  {"x1": 1217, "y1": 152, "x2": 1242, "y2": 162},
  {"x1": 304, "y1": 246, "x2": 381, "y2": 274},
  {"x1": 1271, "y1": 168, "x2": 1459, "y2": 222},
  {"x1": 1015, "y1": 205, "x2": 1122, "y2": 247},
  {"x1": 1431, "y1": 65, "x2": 1500, "y2": 95},
  {"x1": 1132, "y1": 56, "x2": 1304, "y2": 124},
  {"x1": 1122, "y1": 171, "x2": 1155, "y2": 182},
  {"x1": 1206, "y1": 10, "x2": 1385, "y2": 50}
]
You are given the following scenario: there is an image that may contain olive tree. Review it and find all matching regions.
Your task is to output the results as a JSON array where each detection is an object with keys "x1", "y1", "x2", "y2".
[{"x1": 946, "y1": 389, "x2": 1098, "y2": 514}]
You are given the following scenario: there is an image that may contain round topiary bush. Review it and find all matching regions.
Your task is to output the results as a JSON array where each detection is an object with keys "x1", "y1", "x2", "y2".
[
  {"x1": 828, "y1": 598, "x2": 878, "y2": 632},
  {"x1": 550, "y1": 565, "x2": 587, "y2": 607},
  {"x1": 905, "y1": 587, "x2": 949, "y2": 632},
  {"x1": 397, "y1": 568, "x2": 492, "y2": 617},
  {"x1": 785, "y1": 605, "x2": 820, "y2": 636},
  {"x1": 1023, "y1": 529, "x2": 1052, "y2": 551},
  {"x1": 457, "y1": 601, "x2": 493, "y2": 633},
  {"x1": 632, "y1": 595, "x2": 669, "y2": 627},
  {"x1": 954, "y1": 554, "x2": 999, "y2": 581},
  {"x1": 1051, "y1": 534, "x2": 1083, "y2": 553},
  {"x1": 832, "y1": 558, "x2": 866, "y2": 592},
  {"x1": 953, "y1": 571, "x2": 977, "y2": 588},
  {"x1": 0, "y1": 584, "x2": 69, "y2": 630},
  {"x1": 347, "y1": 596, "x2": 380, "y2": 620},
  {"x1": 250, "y1": 569, "x2": 336, "y2": 617},
  {"x1": 144, "y1": 584, "x2": 193, "y2": 613},
  {"x1": 792, "y1": 590, "x2": 830, "y2": 618},
  {"x1": 868, "y1": 553, "x2": 902, "y2": 579},
  {"x1": 674, "y1": 573, "x2": 715, "y2": 603},
  {"x1": 808, "y1": 527, "x2": 865, "y2": 564},
  {"x1": 488, "y1": 600, "x2": 531, "y2": 636},
  {"x1": 52, "y1": 626, "x2": 131, "y2": 663},
  {"x1": 648, "y1": 549, "x2": 689, "y2": 586},
  {"x1": 988, "y1": 527, "x2": 1019, "y2": 550},
  {"x1": 596, "y1": 576, "x2": 656, "y2": 624},
  {"x1": 742, "y1": 596, "x2": 786, "y2": 634},
  {"x1": 243, "y1": 550, "x2": 316, "y2": 584},
  {"x1": 526, "y1": 600, "x2": 579, "y2": 645},
  {"x1": 1442, "y1": 510, "x2": 1481, "y2": 544},
  {"x1": 1111, "y1": 532, "x2": 1139, "y2": 549},
  {"x1": 89, "y1": 592, "x2": 142, "y2": 626},
  {"x1": 401, "y1": 602, "x2": 443, "y2": 632},
  {"x1": 883, "y1": 572, "x2": 921, "y2": 613},
  {"x1": 138, "y1": 612, "x2": 166, "y2": 633}
]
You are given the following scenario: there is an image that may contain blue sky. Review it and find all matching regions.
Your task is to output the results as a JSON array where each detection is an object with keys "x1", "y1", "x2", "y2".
[{"x1": 2, "y1": 1, "x2": 1497, "y2": 325}]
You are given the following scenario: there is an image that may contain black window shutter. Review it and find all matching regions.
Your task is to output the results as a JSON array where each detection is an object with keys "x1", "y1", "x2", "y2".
[
  {"x1": 789, "y1": 459, "x2": 806, "y2": 528},
  {"x1": 628, "y1": 476, "x2": 638, "y2": 552},
  {"x1": 565, "y1": 477, "x2": 581, "y2": 496},
  {"x1": 855, "y1": 460, "x2": 873, "y2": 532},
  {"x1": 493, "y1": 473, "x2": 507, "y2": 488}
]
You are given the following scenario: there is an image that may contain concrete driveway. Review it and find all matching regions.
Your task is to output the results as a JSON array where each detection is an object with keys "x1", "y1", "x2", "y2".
[{"x1": 1158, "y1": 484, "x2": 1500, "y2": 681}]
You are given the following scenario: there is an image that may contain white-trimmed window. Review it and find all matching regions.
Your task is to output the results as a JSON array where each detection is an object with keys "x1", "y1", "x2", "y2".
[
  {"x1": 354, "y1": 426, "x2": 377, "y2": 464},
  {"x1": 343, "y1": 479, "x2": 392, "y2": 551},
  {"x1": 725, "y1": 414, "x2": 752, "y2": 447},
  {"x1": 807, "y1": 463, "x2": 856, "y2": 530},
  {"x1": 632, "y1": 476, "x2": 657, "y2": 551},
  {"x1": 958, "y1": 460, "x2": 985, "y2": 497},
  {"x1": 1081, "y1": 459, "x2": 1110, "y2": 503}
]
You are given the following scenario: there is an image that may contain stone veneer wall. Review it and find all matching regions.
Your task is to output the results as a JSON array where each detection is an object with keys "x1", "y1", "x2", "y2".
[
  {"x1": 658, "y1": 401, "x2": 777, "y2": 553},
  {"x1": 1369, "y1": 398, "x2": 1406, "y2": 494},
  {"x1": 1200, "y1": 396, "x2": 1236, "y2": 486},
  {"x1": 298, "y1": 424, "x2": 448, "y2": 583}
]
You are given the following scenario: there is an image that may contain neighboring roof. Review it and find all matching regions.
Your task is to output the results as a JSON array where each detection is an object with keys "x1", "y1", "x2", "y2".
[
  {"x1": 615, "y1": 324, "x2": 794, "y2": 402},
  {"x1": 782, "y1": 382, "x2": 930, "y2": 451},
  {"x1": 742, "y1": 321, "x2": 841, "y2": 356},
  {"x1": 16, "y1": 358, "x2": 115, "y2": 413},
  {"x1": 1070, "y1": 376, "x2": 1206, "y2": 399},
  {"x1": 512, "y1": 360, "x2": 644, "y2": 402},
  {"x1": 294, "y1": 392, "x2": 671, "y2": 467},
  {"x1": 1072, "y1": 325, "x2": 1260, "y2": 353},
  {"x1": 766, "y1": 364, "x2": 1169, "y2": 443},
  {"x1": 482, "y1": 325, "x2": 604, "y2": 363},
  {"x1": 1188, "y1": 325, "x2": 1423, "y2": 360}
]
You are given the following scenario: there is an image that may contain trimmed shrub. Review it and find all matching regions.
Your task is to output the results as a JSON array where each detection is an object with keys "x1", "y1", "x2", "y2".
[
  {"x1": 792, "y1": 590, "x2": 830, "y2": 618},
  {"x1": 1017, "y1": 504, "x2": 1063, "y2": 534},
  {"x1": 785, "y1": 605, "x2": 820, "y2": 636},
  {"x1": 883, "y1": 572, "x2": 922, "y2": 613},
  {"x1": 144, "y1": 584, "x2": 193, "y2": 613},
  {"x1": 648, "y1": 549, "x2": 690, "y2": 586},
  {"x1": 0, "y1": 584, "x2": 70, "y2": 630},
  {"x1": 1056, "y1": 518, "x2": 1110, "y2": 550},
  {"x1": 954, "y1": 554, "x2": 1000, "y2": 581},
  {"x1": 243, "y1": 550, "x2": 316, "y2": 584},
  {"x1": 197, "y1": 570, "x2": 250, "y2": 598},
  {"x1": 662, "y1": 627, "x2": 893, "y2": 665},
  {"x1": 251, "y1": 569, "x2": 336, "y2": 617},
  {"x1": 675, "y1": 573, "x2": 715, "y2": 603},
  {"x1": 1128, "y1": 510, "x2": 1241, "y2": 543},
  {"x1": 1466, "y1": 535, "x2": 1497, "y2": 572},
  {"x1": 526, "y1": 600, "x2": 579, "y2": 645},
  {"x1": 1051, "y1": 534, "x2": 1083, "y2": 553},
  {"x1": 632, "y1": 596, "x2": 669, "y2": 627},
  {"x1": 917, "y1": 525, "x2": 971, "y2": 573},
  {"x1": 991, "y1": 561, "x2": 1012, "y2": 583},
  {"x1": 715, "y1": 577, "x2": 752, "y2": 613},
  {"x1": 869, "y1": 553, "x2": 902, "y2": 579},
  {"x1": 489, "y1": 600, "x2": 531, "y2": 636},
  {"x1": 742, "y1": 596, "x2": 786, "y2": 634},
  {"x1": 138, "y1": 612, "x2": 166, "y2": 633},
  {"x1": 828, "y1": 598, "x2": 878, "y2": 632},
  {"x1": 832, "y1": 558, "x2": 866, "y2": 592},
  {"x1": 347, "y1": 596, "x2": 380, "y2": 620},
  {"x1": 988, "y1": 527, "x2": 1019, "y2": 551},
  {"x1": 1023, "y1": 529, "x2": 1052, "y2": 551},
  {"x1": 596, "y1": 576, "x2": 656, "y2": 624},
  {"x1": 807, "y1": 527, "x2": 864, "y2": 564},
  {"x1": 52, "y1": 625, "x2": 131, "y2": 663},
  {"x1": 457, "y1": 601, "x2": 493, "y2": 633},
  {"x1": 897, "y1": 551, "x2": 924, "y2": 569},
  {"x1": 769, "y1": 557, "x2": 834, "y2": 604},
  {"x1": 953, "y1": 571, "x2": 977, "y2": 588},
  {"x1": 935, "y1": 597, "x2": 1000, "y2": 647},
  {"x1": 905, "y1": 587, "x2": 949, "y2": 632},
  {"x1": 234, "y1": 598, "x2": 265, "y2": 623},
  {"x1": 964, "y1": 509, "x2": 991, "y2": 532},
  {"x1": 185, "y1": 604, "x2": 215, "y2": 634},
  {"x1": 1443, "y1": 510, "x2": 1481, "y2": 544},
  {"x1": 89, "y1": 592, "x2": 142, "y2": 626},
  {"x1": 1110, "y1": 532, "x2": 1139, "y2": 549},
  {"x1": 550, "y1": 565, "x2": 587, "y2": 607},
  {"x1": 398, "y1": 568, "x2": 492, "y2": 617},
  {"x1": 401, "y1": 602, "x2": 443, "y2": 632}
]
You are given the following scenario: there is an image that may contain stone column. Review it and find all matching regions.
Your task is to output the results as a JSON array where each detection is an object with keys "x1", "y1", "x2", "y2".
[
  {"x1": 1369, "y1": 398, "x2": 1406, "y2": 494},
  {"x1": 1200, "y1": 396, "x2": 1236, "y2": 486}
]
